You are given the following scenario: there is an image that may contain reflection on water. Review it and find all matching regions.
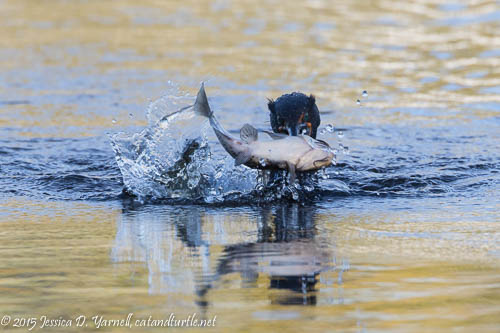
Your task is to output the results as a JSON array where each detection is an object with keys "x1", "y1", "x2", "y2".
[
  {"x1": 112, "y1": 204, "x2": 340, "y2": 308},
  {"x1": 201, "y1": 206, "x2": 336, "y2": 307},
  {"x1": 106, "y1": 200, "x2": 500, "y2": 331}
]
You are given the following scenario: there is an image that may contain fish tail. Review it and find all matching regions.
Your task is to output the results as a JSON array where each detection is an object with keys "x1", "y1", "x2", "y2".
[
  {"x1": 193, "y1": 83, "x2": 246, "y2": 161},
  {"x1": 194, "y1": 83, "x2": 232, "y2": 136},
  {"x1": 194, "y1": 83, "x2": 213, "y2": 118}
]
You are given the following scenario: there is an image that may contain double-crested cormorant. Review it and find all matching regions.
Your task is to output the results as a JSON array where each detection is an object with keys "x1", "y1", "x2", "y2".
[{"x1": 268, "y1": 92, "x2": 321, "y2": 138}]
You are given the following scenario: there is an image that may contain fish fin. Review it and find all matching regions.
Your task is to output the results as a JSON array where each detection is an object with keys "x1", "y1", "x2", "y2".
[
  {"x1": 312, "y1": 138, "x2": 331, "y2": 150},
  {"x1": 287, "y1": 162, "x2": 296, "y2": 184},
  {"x1": 303, "y1": 135, "x2": 331, "y2": 150},
  {"x1": 193, "y1": 83, "x2": 212, "y2": 118},
  {"x1": 240, "y1": 124, "x2": 258, "y2": 143},
  {"x1": 315, "y1": 139, "x2": 330, "y2": 148},
  {"x1": 262, "y1": 130, "x2": 288, "y2": 140},
  {"x1": 234, "y1": 150, "x2": 252, "y2": 166}
]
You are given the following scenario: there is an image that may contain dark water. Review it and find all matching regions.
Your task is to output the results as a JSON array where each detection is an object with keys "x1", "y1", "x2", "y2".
[
  {"x1": 1, "y1": 0, "x2": 500, "y2": 332},
  {"x1": 1, "y1": 120, "x2": 498, "y2": 204},
  {"x1": 0, "y1": 136, "x2": 122, "y2": 201}
]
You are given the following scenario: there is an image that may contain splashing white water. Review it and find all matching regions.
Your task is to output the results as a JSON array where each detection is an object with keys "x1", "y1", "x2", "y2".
[
  {"x1": 109, "y1": 83, "x2": 343, "y2": 203},
  {"x1": 109, "y1": 85, "x2": 258, "y2": 202}
]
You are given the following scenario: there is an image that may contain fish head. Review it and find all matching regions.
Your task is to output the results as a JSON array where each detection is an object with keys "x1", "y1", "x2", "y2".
[
  {"x1": 298, "y1": 149, "x2": 334, "y2": 171},
  {"x1": 296, "y1": 138, "x2": 335, "y2": 171}
]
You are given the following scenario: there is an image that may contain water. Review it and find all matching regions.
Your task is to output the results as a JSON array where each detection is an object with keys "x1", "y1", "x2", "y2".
[{"x1": 1, "y1": 0, "x2": 500, "y2": 332}]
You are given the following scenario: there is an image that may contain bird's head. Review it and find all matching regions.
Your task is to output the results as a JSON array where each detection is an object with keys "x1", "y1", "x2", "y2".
[{"x1": 268, "y1": 92, "x2": 320, "y2": 138}]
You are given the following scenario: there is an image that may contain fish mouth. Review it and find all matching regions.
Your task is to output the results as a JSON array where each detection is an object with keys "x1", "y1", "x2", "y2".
[{"x1": 313, "y1": 156, "x2": 332, "y2": 168}]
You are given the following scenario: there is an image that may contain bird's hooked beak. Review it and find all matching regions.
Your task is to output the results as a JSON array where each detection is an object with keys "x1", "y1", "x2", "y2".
[
  {"x1": 286, "y1": 123, "x2": 299, "y2": 136},
  {"x1": 281, "y1": 113, "x2": 313, "y2": 136}
]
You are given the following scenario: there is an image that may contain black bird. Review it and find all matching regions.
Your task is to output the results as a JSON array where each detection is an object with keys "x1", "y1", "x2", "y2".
[{"x1": 268, "y1": 92, "x2": 320, "y2": 138}]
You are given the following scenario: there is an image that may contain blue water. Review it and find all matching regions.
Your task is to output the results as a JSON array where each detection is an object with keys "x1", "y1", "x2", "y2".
[{"x1": 1, "y1": 105, "x2": 498, "y2": 206}]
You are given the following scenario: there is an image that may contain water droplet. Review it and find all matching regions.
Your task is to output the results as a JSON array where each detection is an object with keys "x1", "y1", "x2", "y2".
[
  {"x1": 112, "y1": 118, "x2": 117, "y2": 124},
  {"x1": 215, "y1": 170, "x2": 223, "y2": 179},
  {"x1": 129, "y1": 113, "x2": 133, "y2": 118},
  {"x1": 291, "y1": 189, "x2": 299, "y2": 200},
  {"x1": 337, "y1": 131, "x2": 344, "y2": 138},
  {"x1": 343, "y1": 146, "x2": 350, "y2": 155},
  {"x1": 362, "y1": 90, "x2": 368, "y2": 97},
  {"x1": 259, "y1": 158, "x2": 267, "y2": 167},
  {"x1": 320, "y1": 129, "x2": 326, "y2": 135},
  {"x1": 356, "y1": 99, "x2": 361, "y2": 105},
  {"x1": 326, "y1": 124, "x2": 335, "y2": 133},
  {"x1": 321, "y1": 168, "x2": 329, "y2": 179}
]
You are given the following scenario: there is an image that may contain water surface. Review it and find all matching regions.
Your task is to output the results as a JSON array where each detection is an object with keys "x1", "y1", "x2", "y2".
[{"x1": 1, "y1": 0, "x2": 499, "y2": 332}]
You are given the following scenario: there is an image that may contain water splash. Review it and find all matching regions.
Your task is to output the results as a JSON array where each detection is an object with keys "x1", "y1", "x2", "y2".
[
  {"x1": 339, "y1": 143, "x2": 349, "y2": 155},
  {"x1": 108, "y1": 86, "x2": 308, "y2": 203},
  {"x1": 108, "y1": 84, "x2": 345, "y2": 204},
  {"x1": 109, "y1": 102, "x2": 210, "y2": 201}
]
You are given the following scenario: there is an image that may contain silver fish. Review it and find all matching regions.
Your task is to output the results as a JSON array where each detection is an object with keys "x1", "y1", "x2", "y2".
[{"x1": 194, "y1": 84, "x2": 335, "y2": 182}]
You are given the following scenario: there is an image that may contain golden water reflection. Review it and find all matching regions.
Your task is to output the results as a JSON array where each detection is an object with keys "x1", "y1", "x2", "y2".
[{"x1": 3, "y1": 199, "x2": 497, "y2": 332}]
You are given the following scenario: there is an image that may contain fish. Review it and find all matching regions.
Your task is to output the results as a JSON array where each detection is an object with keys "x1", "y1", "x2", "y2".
[{"x1": 193, "y1": 83, "x2": 335, "y2": 182}]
